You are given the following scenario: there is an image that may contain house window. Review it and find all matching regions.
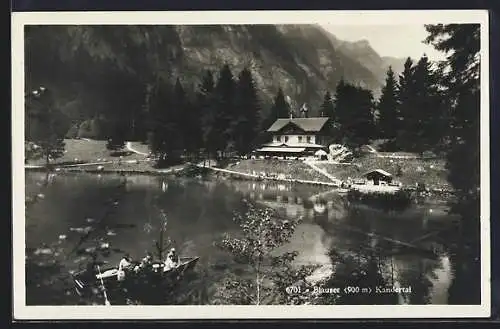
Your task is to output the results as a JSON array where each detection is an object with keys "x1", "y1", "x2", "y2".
[
  {"x1": 285, "y1": 136, "x2": 289, "y2": 143},
  {"x1": 298, "y1": 136, "x2": 303, "y2": 143},
  {"x1": 306, "y1": 136, "x2": 311, "y2": 143},
  {"x1": 276, "y1": 136, "x2": 281, "y2": 142}
]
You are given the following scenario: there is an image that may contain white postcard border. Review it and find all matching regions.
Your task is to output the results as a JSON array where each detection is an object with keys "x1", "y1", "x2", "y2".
[{"x1": 12, "y1": 9, "x2": 491, "y2": 320}]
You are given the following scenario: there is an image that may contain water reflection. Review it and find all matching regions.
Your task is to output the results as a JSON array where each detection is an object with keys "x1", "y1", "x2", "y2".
[{"x1": 25, "y1": 172, "x2": 456, "y2": 305}]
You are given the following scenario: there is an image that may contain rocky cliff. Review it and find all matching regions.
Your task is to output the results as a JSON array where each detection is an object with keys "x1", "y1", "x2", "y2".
[{"x1": 25, "y1": 24, "x2": 405, "y2": 118}]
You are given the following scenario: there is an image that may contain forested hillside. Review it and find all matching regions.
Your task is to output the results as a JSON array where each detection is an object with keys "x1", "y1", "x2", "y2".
[{"x1": 25, "y1": 25, "x2": 402, "y2": 137}]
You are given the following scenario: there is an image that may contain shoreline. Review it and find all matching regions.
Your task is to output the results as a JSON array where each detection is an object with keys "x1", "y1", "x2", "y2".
[
  {"x1": 24, "y1": 165, "x2": 184, "y2": 176},
  {"x1": 24, "y1": 163, "x2": 455, "y2": 196},
  {"x1": 24, "y1": 162, "x2": 342, "y2": 187}
]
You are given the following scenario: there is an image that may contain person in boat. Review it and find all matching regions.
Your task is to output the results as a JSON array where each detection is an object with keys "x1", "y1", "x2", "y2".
[
  {"x1": 117, "y1": 253, "x2": 133, "y2": 281},
  {"x1": 163, "y1": 248, "x2": 180, "y2": 271},
  {"x1": 135, "y1": 252, "x2": 153, "y2": 273}
]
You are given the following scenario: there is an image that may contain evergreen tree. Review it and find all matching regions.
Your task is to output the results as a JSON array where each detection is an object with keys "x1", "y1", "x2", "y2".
[
  {"x1": 233, "y1": 68, "x2": 260, "y2": 155},
  {"x1": 334, "y1": 80, "x2": 375, "y2": 149},
  {"x1": 272, "y1": 88, "x2": 290, "y2": 119},
  {"x1": 353, "y1": 86, "x2": 376, "y2": 145},
  {"x1": 333, "y1": 78, "x2": 348, "y2": 126},
  {"x1": 425, "y1": 23, "x2": 481, "y2": 304},
  {"x1": 320, "y1": 91, "x2": 335, "y2": 119},
  {"x1": 171, "y1": 77, "x2": 187, "y2": 155},
  {"x1": 105, "y1": 122, "x2": 126, "y2": 151},
  {"x1": 25, "y1": 86, "x2": 67, "y2": 166},
  {"x1": 148, "y1": 78, "x2": 179, "y2": 166},
  {"x1": 412, "y1": 55, "x2": 446, "y2": 152},
  {"x1": 182, "y1": 98, "x2": 202, "y2": 160},
  {"x1": 396, "y1": 55, "x2": 445, "y2": 153},
  {"x1": 320, "y1": 91, "x2": 338, "y2": 141},
  {"x1": 213, "y1": 64, "x2": 236, "y2": 156},
  {"x1": 377, "y1": 66, "x2": 399, "y2": 139},
  {"x1": 198, "y1": 70, "x2": 218, "y2": 159},
  {"x1": 261, "y1": 87, "x2": 290, "y2": 143},
  {"x1": 396, "y1": 57, "x2": 416, "y2": 149}
]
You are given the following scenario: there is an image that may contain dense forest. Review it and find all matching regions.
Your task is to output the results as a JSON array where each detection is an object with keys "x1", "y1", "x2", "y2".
[
  {"x1": 25, "y1": 27, "x2": 450, "y2": 163},
  {"x1": 24, "y1": 25, "x2": 395, "y2": 123}
]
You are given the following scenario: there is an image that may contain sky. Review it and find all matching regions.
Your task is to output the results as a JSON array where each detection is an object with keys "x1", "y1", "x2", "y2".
[{"x1": 320, "y1": 24, "x2": 446, "y2": 62}]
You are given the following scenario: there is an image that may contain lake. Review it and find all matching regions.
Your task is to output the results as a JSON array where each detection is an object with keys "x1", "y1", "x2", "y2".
[{"x1": 24, "y1": 171, "x2": 458, "y2": 305}]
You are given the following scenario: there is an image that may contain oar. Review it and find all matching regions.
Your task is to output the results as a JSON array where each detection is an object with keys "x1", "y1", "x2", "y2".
[{"x1": 97, "y1": 265, "x2": 111, "y2": 306}]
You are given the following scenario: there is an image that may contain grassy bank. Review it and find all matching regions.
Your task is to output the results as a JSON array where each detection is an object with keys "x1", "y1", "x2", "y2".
[
  {"x1": 315, "y1": 155, "x2": 450, "y2": 190},
  {"x1": 26, "y1": 139, "x2": 148, "y2": 166},
  {"x1": 25, "y1": 140, "x2": 452, "y2": 192},
  {"x1": 226, "y1": 159, "x2": 331, "y2": 183},
  {"x1": 221, "y1": 157, "x2": 452, "y2": 191}
]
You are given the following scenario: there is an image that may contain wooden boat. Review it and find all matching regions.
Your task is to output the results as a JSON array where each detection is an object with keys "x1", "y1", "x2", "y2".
[{"x1": 72, "y1": 256, "x2": 200, "y2": 297}]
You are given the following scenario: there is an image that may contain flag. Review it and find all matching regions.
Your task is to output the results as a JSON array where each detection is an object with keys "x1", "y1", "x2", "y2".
[{"x1": 300, "y1": 103, "x2": 309, "y2": 113}]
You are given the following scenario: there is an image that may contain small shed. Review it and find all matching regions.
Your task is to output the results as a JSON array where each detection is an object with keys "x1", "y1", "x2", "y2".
[{"x1": 363, "y1": 169, "x2": 393, "y2": 185}]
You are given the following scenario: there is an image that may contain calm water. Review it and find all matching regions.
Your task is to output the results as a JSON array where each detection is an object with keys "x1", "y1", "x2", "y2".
[{"x1": 25, "y1": 171, "x2": 457, "y2": 305}]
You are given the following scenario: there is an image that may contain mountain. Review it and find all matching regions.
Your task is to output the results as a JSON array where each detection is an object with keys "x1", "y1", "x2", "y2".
[
  {"x1": 316, "y1": 26, "x2": 406, "y2": 82},
  {"x1": 24, "y1": 25, "x2": 399, "y2": 122}
]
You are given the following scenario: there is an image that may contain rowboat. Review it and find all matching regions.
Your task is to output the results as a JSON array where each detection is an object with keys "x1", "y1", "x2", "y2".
[{"x1": 72, "y1": 256, "x2": 200, "y2": 298}]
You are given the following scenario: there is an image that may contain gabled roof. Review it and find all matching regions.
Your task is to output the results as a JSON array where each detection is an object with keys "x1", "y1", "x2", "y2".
[
  {"x1": 267, "y1": 117, "x2": 329, "y2": 133},
  {"x1": 262, "y1": 142, "x2": 325, "y2": 148},
  {"x1": 362, "y1": 169, "x2": 393, "y2": 177}
]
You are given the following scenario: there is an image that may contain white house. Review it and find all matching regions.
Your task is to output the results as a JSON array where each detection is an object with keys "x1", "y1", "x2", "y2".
[{"x1": 255, "y1": 117, "x2": 331, "y2": 157}]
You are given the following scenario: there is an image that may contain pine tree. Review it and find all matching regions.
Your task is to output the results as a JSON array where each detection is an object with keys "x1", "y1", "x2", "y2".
[
  {"x1": 334, "y1": 80, "x2": 375, "y2": 149},
  {"x1": 105, "y1": 122, "x2": 126, "y2": 151},
  {"x1": 213, "y1": 64, "x2": 236, "y2": 156},
  {"x1": 234, "y1": 68, "x2": 260, "y2": 155},
  {"x1": 377, "y1": 66, "x2": 399, "y2": 139},
  {"x1": 425, "y1": 23, "x2": 481, "y2": 304},
  {"x1": 25, "y1": 86, "x2": 67, "y2": 166},
  {"x1": 148, "y1": 78, "x2": 179, "y2": 166},
  {"x1": 320, "y1": 91, "x2": 335, "y2": 119},
  {"x1": 183, "y1": 98, "x2": 202, "y2": 160},
  {"x1": 270, "y1": 88, "x2": 290, "y2": 120},
  {"x1": 171, "y1": 77, "x2": 187, "y2": 155},
  {"x1": 396, "y1": 57, "x2": 416, "y2": 149},
  {"x1": 258, "y1": 88, "x2": 290, "y2": 145},
  {"x1": 333, "y1": 78, "x2": 348, "y2": 126},
  {"x1": 319, "y1": 90, "x2": 338, "y2": 142},
  {"x1": 412, "y1": 55, "x2": 446, "y2": 152},
  {"x1": 198, "y1": 70, "x2": 218, "y2": 159},
  {"x1": 395, "y1": 55, "x2": 445, "y2": 153},
  {"x1": 352, "y1": 86, "x2": 376, "y2": 146}
]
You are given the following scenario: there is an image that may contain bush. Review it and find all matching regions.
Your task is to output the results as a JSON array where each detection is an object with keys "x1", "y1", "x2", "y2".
[
  {"x1": 106, "y1": 138, "x2": 125, "y2": 151},
  {"x1": 347, "y1": 189, "x2": 413, "y2": 211},
  {"x1": 153, "y1": 154, "x2": 182, "y2": 168},
  {"x1": 175, "y1": 164, "x2": 209, "y2": 178}
]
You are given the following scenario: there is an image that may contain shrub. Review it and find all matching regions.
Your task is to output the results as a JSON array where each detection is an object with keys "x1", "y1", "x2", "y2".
[{"x1": 347, "y1": 189, "x2": 413, "y2": 211}]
